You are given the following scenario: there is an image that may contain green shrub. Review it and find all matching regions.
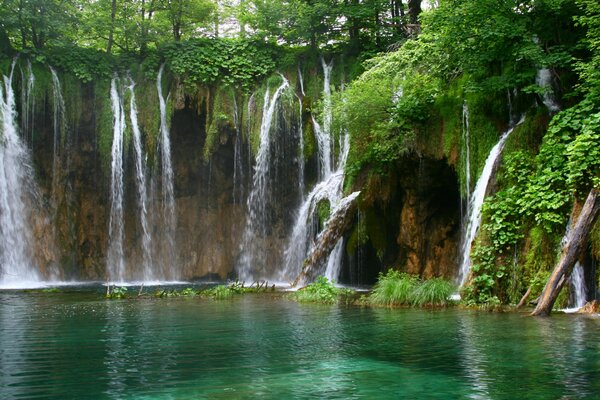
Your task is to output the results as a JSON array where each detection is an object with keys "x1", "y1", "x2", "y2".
[
  {"x1": 106, "y1": 286, "x2": 128, "y2": 299},
  {"x1": 369, "y1": 270, "x2": 418, "y2": 306},
  {"x1": 411, "y1": 278, "x2": 456, "y2": 307}
]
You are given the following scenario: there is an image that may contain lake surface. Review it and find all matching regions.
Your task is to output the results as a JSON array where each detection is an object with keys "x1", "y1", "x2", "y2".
[{"x1": 1, "y1": 287, "x2": 599, "y2": 399}]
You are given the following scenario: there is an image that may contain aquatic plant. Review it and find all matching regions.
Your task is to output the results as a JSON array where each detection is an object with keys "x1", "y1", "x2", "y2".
[
  {"x1": 106, "y1": 286, "x2": 128, "y2": 299},
  {"x1": 289, "y1": 276, "x2": 353, "y2": 304},
  {"x1": 368, "y1": 270, "x2": 418, "y2": 307},
  {"x1": 411, "y1": 278, "x2": 456, "y2": 307}
]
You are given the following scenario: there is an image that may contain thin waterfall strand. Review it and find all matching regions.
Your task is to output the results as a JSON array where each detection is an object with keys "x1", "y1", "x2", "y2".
[
  {"x1": 157, "y1": 65, "x2": 177, "y2": 279},
  {"x1": 50, "y1": 67, "x2": 65, "y2": 211},
  {"x1": 128, "y1": 81, "x2": 154, "y2": 281},
  {"x1": 458, "y1": 117, "x2": 524, "y2": 286},
  {"x1": 107, "y1": 77, "x2": 126, "y2": 282}
]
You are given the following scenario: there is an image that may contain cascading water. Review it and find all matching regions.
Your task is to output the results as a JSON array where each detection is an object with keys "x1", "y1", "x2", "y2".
[
  {"x1": 50, "y1": 67, "x2": 65, "y2": 210},
  {"x1": 569, "y1": 262, "x2": 586, "y2": 310},
  {"x1": 282, "y1": 59, "x2": 355, "y2": 283},
  {"x1": 462, "y1": 101, "x2": 471, "y2": 207},
  {"x1": 238, "y1": 76, "x2": 290, "y2": 281},
  {"x1": 536, "y1": 68, "x2": 560, "y2": 113},
  {"x1": 296, "y1": 67, "x2": 306, "y2": 198},
  {"x1": 20, "y1": 61, "x2": 35, "y2": 145},
  {"x1": 127, "y1": 80, "x2": 154, "y2": 281},
  {"x1": 0, "y1": 63, "x2": 42, "y2": 288},
  {"x1": 157, "y1": 65, "x2": 177, "y2": 279},
  {"x1": 458, "y1": 118, "x2": 524, "y2": 286},
  {"x1": 107, "y1": 77, "x2": 126, "y2": 282}
]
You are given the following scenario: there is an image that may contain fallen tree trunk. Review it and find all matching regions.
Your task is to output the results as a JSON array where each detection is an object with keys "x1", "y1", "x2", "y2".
[
  {"x1": 292, "y1": 192, "x2": 360, "y2": 287},
  {"x1": 531, "y1": 188, "x2": 600, "y2": 317}
]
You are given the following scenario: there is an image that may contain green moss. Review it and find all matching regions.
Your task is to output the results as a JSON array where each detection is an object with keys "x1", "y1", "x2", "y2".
[
  {"x1": 95, "y1": 79, "x2": 113, "y2": 171},
  {"x1": 133, "y1": 77, "x2": 160, "y2": 168},
  {"x1": 346, "y1": 213, "x2": 368, "y2": 257},
  {"x1": 364, "y1": 208, "x2": 387, "y2": 257},
  {"x1": 302, "y1": 98, "x2": 317, "y2": 160},
  {"x1": 316, "y1": 199, "x2": 331, "y2": 228},
  {"x1": 591, "y1": 219, "x2": 600, "y2": 259},
  {"x1": 203, "y1": 86, "x2": 236, "y2": 161}
]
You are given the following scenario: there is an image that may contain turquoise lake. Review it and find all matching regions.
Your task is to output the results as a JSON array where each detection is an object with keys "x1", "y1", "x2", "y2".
[{"x1": 1, "y1": 288, "x2": 599, "y2": 399}]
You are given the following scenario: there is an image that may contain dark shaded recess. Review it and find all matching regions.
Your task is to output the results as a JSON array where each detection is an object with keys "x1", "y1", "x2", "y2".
[{"x1": 340, "y1": 155, "x2": 461, "y2": 286}]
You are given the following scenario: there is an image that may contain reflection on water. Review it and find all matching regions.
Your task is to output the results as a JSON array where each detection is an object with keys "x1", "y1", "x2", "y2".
[{"x1": 1, "y1": 290, "x2": 600, "y2": 399}]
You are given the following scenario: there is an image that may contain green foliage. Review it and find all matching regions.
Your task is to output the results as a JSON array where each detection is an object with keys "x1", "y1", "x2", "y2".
[
  {"x1": 316, "y1": 199, "x2": 331, "y2": 228},
  {"x1": 369, "y1": 270, "x2": 418, "y2": 307},
  {"x1": 202, "y1": 285, "x2": 236, "y2": 300},
  {"x1": 411, "y1": 278, "x2": 456, "y2": 307},
  {"x1": 106, "y1": 286, "x2": 128, "y2": 299},
  {"x1": 368, "y1": 270, "x2": 456, "y2": 307},
  {"x1": 289, "y1": 276, "x2": 353, "y2": 304},
  {"x1": 154, "y1": 287, "x2": 198, "y2": 298},
  {"x1": 163, "y1": 39, "x2": 277, "y2": 92}
]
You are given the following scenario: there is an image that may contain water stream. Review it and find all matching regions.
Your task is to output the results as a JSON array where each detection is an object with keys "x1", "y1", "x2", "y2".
[
  {"x1": 238, "y1": 76, "x2": 290, "y2": 281},
  {"x1": 127, "y1": 80, "x2": 153, "y2": 280},
  {"x1": 0, "y1": 62, "x2": 42, "y2": 288},
  {"x1": 157, "y1": 65, "x2": 177, "y2": 279},
  {"x1": 536, "y1": 68, "x2": 560, "y2": 113},
  {"x1": 282, "y1": 59, "x2": 354, "y2": 283},
  {"x1": 458, "y1": 118, "x2": 524, "y2": 286},
  {"x1": 50, "y1": 67, "x2": 65, "y2": 211},
  {"x1": 107, "y1": 77, "x2": 126, "y2": 282}
]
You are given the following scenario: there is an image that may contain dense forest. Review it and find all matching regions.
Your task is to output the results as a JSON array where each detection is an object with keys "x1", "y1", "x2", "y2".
[{"x1": 0, "y1": 0, "x2": 599, "y2": 310}]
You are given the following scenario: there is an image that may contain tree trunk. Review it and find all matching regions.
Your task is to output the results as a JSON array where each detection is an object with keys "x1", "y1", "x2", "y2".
[
  {"x1": 531, "y1": 188, "x2": 600, "y2": 317},
  {"x1": 107, "y1": 0, "x2": 117, "y2": 54},
  {"x1": 408, "y1": 0, "x2": 421, "y2": 25}
]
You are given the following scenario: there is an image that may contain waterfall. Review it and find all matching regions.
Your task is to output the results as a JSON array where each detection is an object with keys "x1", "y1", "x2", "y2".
[
  {"x1": 462, "y1": 101, "x2": 471, "y2": 204},
  {"x1": 458, "y1": 118, "x2": 524, "y2": 286},
  {"x1": 536, "y1": 68, "x2": 560, "y2": 113},
  {"x1": 297, "y1": 95, "x2": 305, "y2": 200},
  {"x1": 282, "y1": 59, "x2": 353, "y2": 283},
  {"x1": 0, "y1": 63, "x2": 42, "y2": 287},
  {"x1": 317, "y1": 57, "x2": 334, "y2": 178},
  {"x1": 127, "y1": 81, "x2": 154, "y2": 281},
  {"x1": 20, "y1": 61, "x2": 35, "y2": 145},
  {"x1": 296, "y1": 67, "x2": 306, "y2": 198},
  {"x1": 107, "y1": 77, "x2": 126, "y2": 282},
  {"x1": 157, "y1": 65, "x2": 177, "y2": 279},
  {"x1": 298, "y1": 65, "x2": 305, "y2": 97},
  {"x1": 50, "y1": 67, "x2": 65, "y2": 211},
  {"x1": 238, "y1": 76, "x2": 290, "y2": 281},
  {"x1": 570, "y1": 262, "x2": 586, "y2": 309}
]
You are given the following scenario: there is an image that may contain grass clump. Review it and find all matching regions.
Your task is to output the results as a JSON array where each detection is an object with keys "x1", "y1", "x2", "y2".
[
  {"x1": 289, "y1": 276, "x2": 354, "y2": 304},
  {"x1": 367, "y1": 270, "x2": 457, "y2": 308},
  {"x1": 411, "y1": 278, "x2": 456, "y2": 307},
  {"x1": 369, "y1": 270, "x2": 418, "y2": 306}
]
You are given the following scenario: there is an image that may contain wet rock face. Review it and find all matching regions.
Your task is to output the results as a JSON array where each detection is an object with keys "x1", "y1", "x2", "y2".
[
  {"x1": 27, "y1": 82, "x2": 460, "y2": 284},
  {"x1": 29, "y1": 86, "x2": 306, "y2": 281},
  {"x1": 341, "y1": 156, "x2": 461, "y2": 284},
  {"x1": 396, "y1": 158, "x2": 461, "y2": 278}
]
